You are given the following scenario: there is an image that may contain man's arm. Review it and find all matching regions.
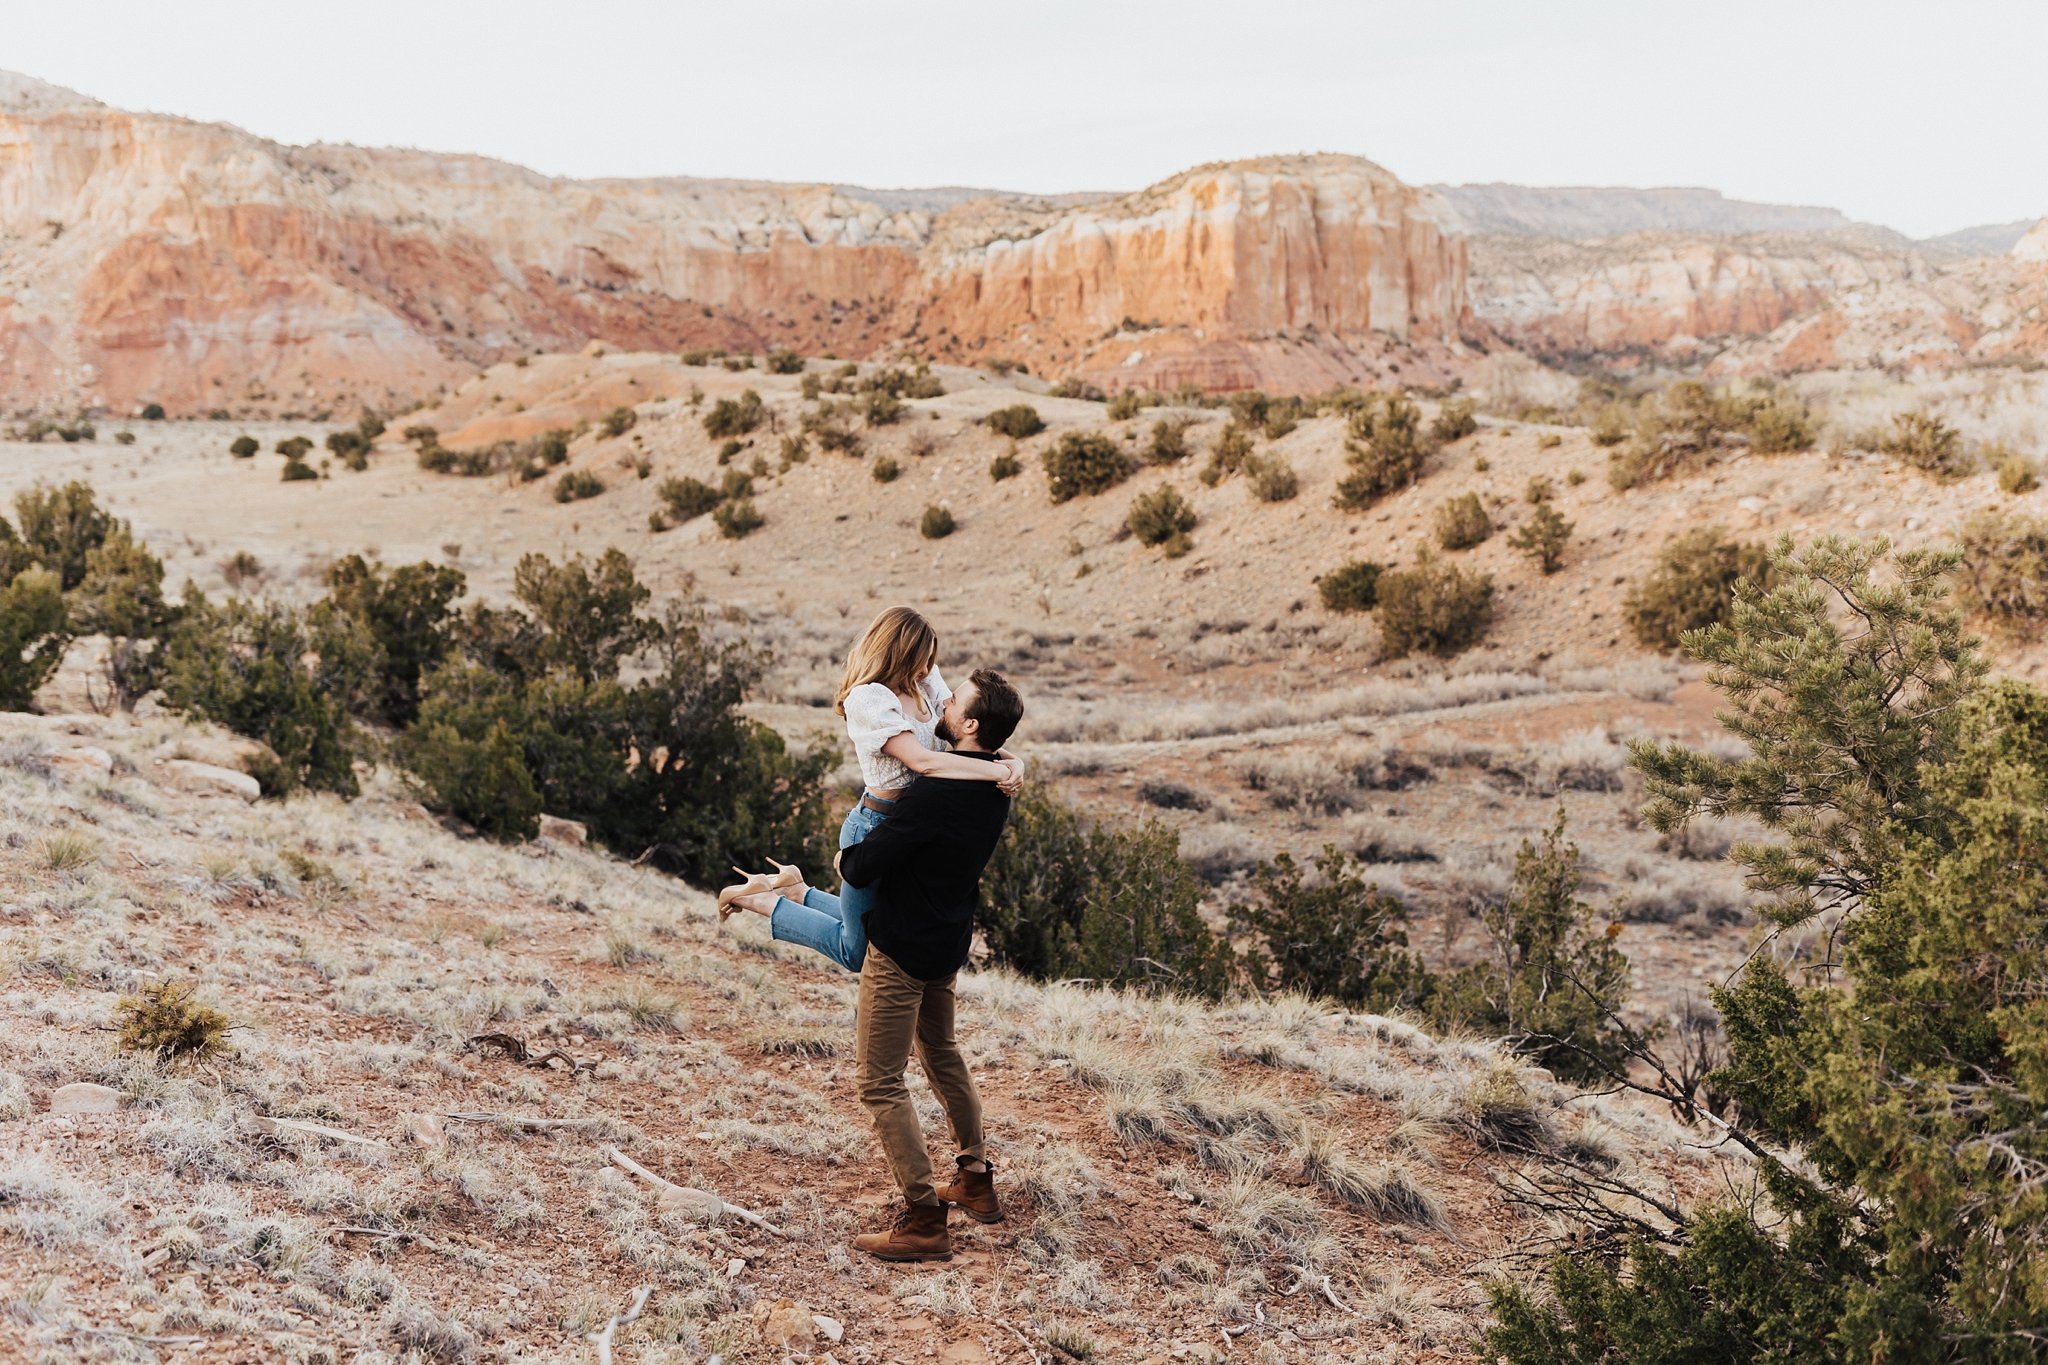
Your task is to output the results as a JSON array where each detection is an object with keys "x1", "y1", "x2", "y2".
[{"x1": 838, "y1": 781, "x2": 944, "y2": 889}]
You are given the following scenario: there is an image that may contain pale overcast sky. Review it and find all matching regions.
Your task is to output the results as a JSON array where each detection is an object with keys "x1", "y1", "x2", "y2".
[{"x1": 7, "y1": 0, "x2": 2043, "y2": 238}]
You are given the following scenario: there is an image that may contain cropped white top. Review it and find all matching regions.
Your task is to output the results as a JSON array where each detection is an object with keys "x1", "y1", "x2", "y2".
[{"x1": 843, "y1": 666, "x2": 954, "y2": 791}]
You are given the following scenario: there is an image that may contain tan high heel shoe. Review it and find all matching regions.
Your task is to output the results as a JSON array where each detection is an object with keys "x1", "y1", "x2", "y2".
[
  {"x1": 716, "y1": 861, "x2": 807, "y2": 922},
  {"x1": 763, "y1": 859, "x2": 806, "y2": 894}
]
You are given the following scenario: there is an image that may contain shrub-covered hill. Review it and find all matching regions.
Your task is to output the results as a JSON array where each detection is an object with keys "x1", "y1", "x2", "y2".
[{"x1": 0, "y1": 703, "x2": 1721, "y2": 1363}]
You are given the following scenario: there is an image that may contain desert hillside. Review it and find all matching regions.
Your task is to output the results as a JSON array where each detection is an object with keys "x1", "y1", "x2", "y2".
[
  {"x1": 0, "y1": 693, "x2": 1733, "y2": 1363},
  {"x1": 7, "y1": 345, "x2": 2047, "y2": 1038},
  {"x1": 13, "y1": 346, "x2": 2035, "y2": 682}
]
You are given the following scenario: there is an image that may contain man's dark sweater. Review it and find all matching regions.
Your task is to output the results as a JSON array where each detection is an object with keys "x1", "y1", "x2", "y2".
[{"x1": 837, "y1": 755, "x2": 1011, "y2": 981}]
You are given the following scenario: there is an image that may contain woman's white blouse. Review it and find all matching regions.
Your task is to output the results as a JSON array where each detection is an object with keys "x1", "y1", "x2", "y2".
[{"x1": 844, "y1": 666, "x2": 953, "y2": 791}]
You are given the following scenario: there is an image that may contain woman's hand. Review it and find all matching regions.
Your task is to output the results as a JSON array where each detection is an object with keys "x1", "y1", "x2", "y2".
[{"x1": 996, "y1": 757, "x2": 1025, "y2": 797}]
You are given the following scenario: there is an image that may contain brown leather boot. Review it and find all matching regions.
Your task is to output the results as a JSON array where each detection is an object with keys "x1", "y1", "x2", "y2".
[
  {"x1": 852, "y1": 1201, "x2": 952, "y2": 1262},
  {"x1": 935, "y1": 1158, "x2": 1004, "y2": 1224}
]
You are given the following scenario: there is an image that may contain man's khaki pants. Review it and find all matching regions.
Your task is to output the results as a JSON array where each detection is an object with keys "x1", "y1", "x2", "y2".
[{"x1": 855, "y1": 946, "x2": 984, "y2": 1207}]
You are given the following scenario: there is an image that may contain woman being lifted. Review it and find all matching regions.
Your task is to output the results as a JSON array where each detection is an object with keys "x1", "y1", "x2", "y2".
[{"x1": 717, "y1": 606, "x2": 1023, "y2": 970}]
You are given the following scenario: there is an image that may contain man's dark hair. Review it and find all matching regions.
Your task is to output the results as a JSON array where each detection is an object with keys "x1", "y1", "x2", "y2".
[{"x1": 964, "y1": 668, "x2": 1024, "y2": 751}]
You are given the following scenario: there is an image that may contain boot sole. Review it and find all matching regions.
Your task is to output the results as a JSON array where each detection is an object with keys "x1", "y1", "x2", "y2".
[
  {"x1": 857, "y1": 1247, "x2": 953, "y2": 1262},
  {"x1": 950, "y1": 1205, "x2": 1004, "y2": 1224}
]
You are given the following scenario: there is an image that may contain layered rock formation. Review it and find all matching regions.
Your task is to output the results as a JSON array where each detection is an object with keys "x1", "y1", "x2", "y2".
[
  {"x1": 2012, "y1": 218, "x2": 2048, "y2": 263},
  {"x1": 1466, "y1": 229, "x2": 1930, "y2": 361},
  {"x1": 913, "y1": 156, "x2": 1472, "y2": 393},
  {"x1": 0, "y1": 73, "x2": 1473, "y2": 412},
  {"x1": 1440, "y1": 182, "x2": 2044, "y2": 368},
  {"x1": 1433, "y1": 183, "x2": 1855, "y2": 238},
  {"x1": 1710, "y1": 219, "x2": 2048, "y2": 374}
]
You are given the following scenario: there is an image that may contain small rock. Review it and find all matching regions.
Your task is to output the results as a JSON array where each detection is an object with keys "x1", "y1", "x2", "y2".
[
  {"x1": 50, "y1": 1082, "x2": 123, "y2": 1115},
  {"x1": 752, "y1": 1297, "x2": 818, "y2": 1348},
  {"x1": 155, "y1": 733, "x2": 273, "y2": 772},
  {"x1": 159, "y1": 759, "x2": 260, "y2": 803},
  {"x1": 48, "y1": 746, "x2": 114, "y2": 778},
  {"x1": 537, "y1": 814, "x2": 587, "y2": 847},
  {"x1": 657, "y1": 1186, "x2": 725, "y2": 1219},
  {"x1": 401, "y1": 1112, "x2": 446, "y2": 1148},
  {"x1": 814, "y1": 1313, "x2": 845, "y2": 1343},
  {"x1": 725, "y1": 1257, "x2": 747, "y2": 1279}
]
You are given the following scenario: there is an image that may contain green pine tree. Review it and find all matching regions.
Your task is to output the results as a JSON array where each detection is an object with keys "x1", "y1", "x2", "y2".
[
  {"x1": 1489, "y1": 539, "x2": 2048, "y2": 1364},
  {"x1": 1629, "y1": 536, "x2": 1984, "y2": 929}
]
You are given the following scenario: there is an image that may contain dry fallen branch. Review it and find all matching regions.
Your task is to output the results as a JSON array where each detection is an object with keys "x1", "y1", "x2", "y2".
[
  {"x1": 605, "y1": 1147, "x2": 788, "y2": 1237},
  {"x1": 72, "y1": 1328, "x2": 206, "y2": 1347},
  {"x1": 332, "y1": 1225, "x2": 468, "y2": 1259},
  {"x1": 1004, "y1": 1320, "x2": 1048, "y2": 1365},
  {"x1": 465, "y1": 1031, "x2": 592, "y2": 1074},
  {"x1": 590, "y1": 1284, "x2": 651, "y2": 1365},
  {"x1": 443, "y1": 1111, "x2": 609, "y2": 1130},
  {"x1": 250, "y1": 1115, "x2": 389, "y2": 1147}
]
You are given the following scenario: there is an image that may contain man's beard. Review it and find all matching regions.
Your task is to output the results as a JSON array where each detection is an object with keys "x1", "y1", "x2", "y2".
[{"x1": 935, "y1": 714, "x2": 959, "y2": 746}]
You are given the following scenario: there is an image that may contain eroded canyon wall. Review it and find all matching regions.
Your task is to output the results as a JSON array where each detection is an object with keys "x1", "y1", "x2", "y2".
[{"x1": 0, "y1": 75, "x2": 1474, "y2": 412}]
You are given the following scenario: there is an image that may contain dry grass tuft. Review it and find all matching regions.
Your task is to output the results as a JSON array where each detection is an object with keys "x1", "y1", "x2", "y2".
[
  {"x1": 36, "y1": 830, "x2": 99, "y2": 874},
  {"x1": 894, "y1": 1269, "x2": 976, "y2": 1317},
  {"x1": 0, "y1": 1154, "x2": 123, "y2": 1250},
  {"x1": 1106, "y1": 1087, "x2": 1178, "y2": 1146},
  {"x1": 613, "y1": 984, "x2": 686, "y2": 1032},
  {"x1": 384, "y1": 1294, "x2": 476, "y2": 1362},
  {"x1": 113, "y1": 979, "x2": 233, "y2": 1061},
  {"x1": 1453, "y1": 1061, "x2": 1559, "y2": 1154},
  {"x1": 1210, "y1": 1165, "x2": 1337, "y2": 1270},
  {"x1": 1229, "y1": 739, "x2": 1433, "y2": 813},
  {"x1": 0, "y1": 735, "x2": 53, "y2": 778},
  {"x1": 1037, "y1": 1315, "x2": 1107, "y2": 1360},
  {"x1": 602, "y1": 923, "x2": 660, "y2": 967},
  {"x1": 0, "y1": 1072, "x2": 29, "y2": 1121},
  {"x1": 1011, "y1": 1138, "x2": 1111, "y2": 1259},
  {"x1": 1299, "y1": 1129, "x2": 1449, "y2": 1232},
  {"x1": 750, "y1": 1027, "x2": 837, "y2": 1058}
]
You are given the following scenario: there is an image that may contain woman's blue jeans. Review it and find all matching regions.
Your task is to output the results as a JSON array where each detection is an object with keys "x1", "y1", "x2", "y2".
[{"x1": 770, "y1": 794, "x2": 891, "y2": 972}]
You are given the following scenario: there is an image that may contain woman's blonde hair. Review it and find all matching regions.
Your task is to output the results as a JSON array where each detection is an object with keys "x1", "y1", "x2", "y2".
[{"x1": 835, "y1": 606, "x2": 939, "y2": 716}]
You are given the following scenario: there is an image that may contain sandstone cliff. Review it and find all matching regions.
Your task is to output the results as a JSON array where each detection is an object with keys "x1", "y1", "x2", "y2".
[
  {"x1": 1466, "y1": 229, "x2": 1929, "y2": 361},
  {"x1": 1709, "y1": 219, "x2": 2048, "y2": 374},
  {"x1": 914, "y1": 156, "x2": 1472, "y2": 393},
  {"x1": 1446, "y1": 185, "x2": 2044, "y2": 368},
  {"x1": 0, "y1": 73, "x2": 1472, "y2": 412}
]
